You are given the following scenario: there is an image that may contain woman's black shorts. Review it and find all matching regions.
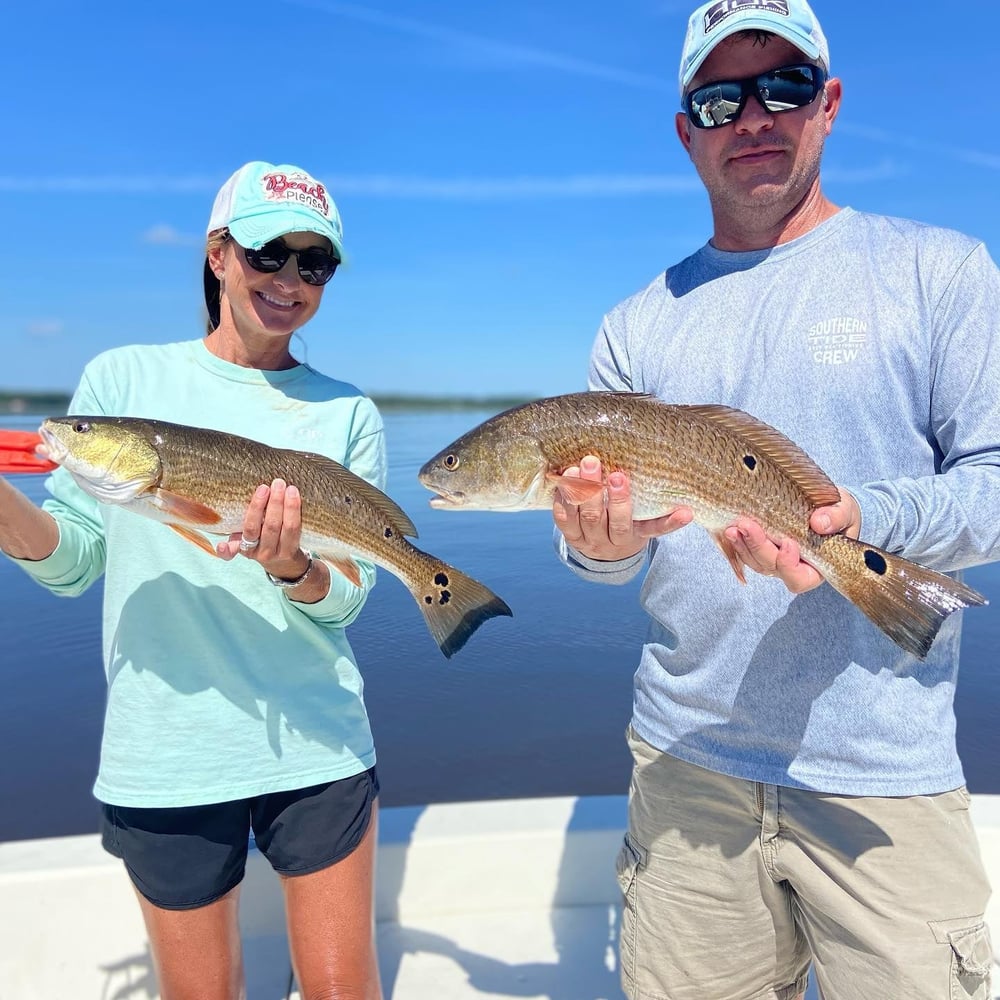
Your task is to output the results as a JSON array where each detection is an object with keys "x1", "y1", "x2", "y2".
[{"x1": 100, "y1": 767, "x2": 379, "y2": 910}]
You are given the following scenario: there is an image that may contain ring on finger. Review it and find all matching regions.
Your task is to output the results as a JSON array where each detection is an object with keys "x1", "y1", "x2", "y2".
[{"x1": 239, "y1": 537, "x2": 260, "y2": 553}]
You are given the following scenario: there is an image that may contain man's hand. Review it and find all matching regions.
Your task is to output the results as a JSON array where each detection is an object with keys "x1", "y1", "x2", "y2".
[
  {"x1": 723, "y1": 489, "x2": 860, "y2": 594},
  {"x1": 552, "y1": 456, "x2": 693, "y2": 561}
]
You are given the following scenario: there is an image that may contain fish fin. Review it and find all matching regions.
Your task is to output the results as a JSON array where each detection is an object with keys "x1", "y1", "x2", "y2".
[
  {"x1": 353, "y1": 490, "x2": 418, "y2": 539},
  {"x1": 167, "y1": 524, "x2": 218, "y2": 556},
  {"x1": 547, "y1": 473, "x2": 606, "y2": 505},
  {"x1": 152, "y1": 488, "x2": 223, "y2": 526},
  {"x1": 825, "y1": 537, "x2": 988, "y2": 659},
  {"x1": 293, "y1": 452, "x2": 419, "y2": 538},
  {"x1": 711, "y1": 530, "x2": 747, "y2": 585},
  {"x1": 320, "y1": 553, "x2": 364, "y2": 589},
  {"x1": 681, "y1": 404, "x2": 842, "y2": 509},
  {"x1": 403, "y1": 548, "x2": 513, "y2": 658}
]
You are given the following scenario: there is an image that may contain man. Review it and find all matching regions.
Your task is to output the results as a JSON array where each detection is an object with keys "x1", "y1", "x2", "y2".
[{"x1": 553, "y1": 1, "x2": 1000, "y2": 998}]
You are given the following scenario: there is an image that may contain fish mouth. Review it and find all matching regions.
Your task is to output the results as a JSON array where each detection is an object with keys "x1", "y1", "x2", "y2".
[
  {"x1": 38, "y1": 426, "x2": 66, "y2": 464},
  {"x1": 427, "y1": 490, "x2": 467, "y2": 509}
]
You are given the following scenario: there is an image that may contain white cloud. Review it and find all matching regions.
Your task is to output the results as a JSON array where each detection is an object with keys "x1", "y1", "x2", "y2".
[
  {"x1": 0, "y1": 176, "x2": 217, "y2": 193},
  {"x1": 142, "y1": 224, "x2": 200, "y2": 246},
  {"x1": 327, "y1": 173, "x2": 704, "y2": 198},
  {"x1": 25, "y1": 320, "x2": 64, "y2": 338},
  {"x1": 836, "y1": 124, "x2": 1000, "y2": 172},
  {"x1": 0, "y1": 172, "x2": 701, "y2": 200}
]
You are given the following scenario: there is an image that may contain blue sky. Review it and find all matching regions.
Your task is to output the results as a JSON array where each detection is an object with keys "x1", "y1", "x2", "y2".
[{"x1": 4, "y1": 1, "x2": 999, "y2": 399}]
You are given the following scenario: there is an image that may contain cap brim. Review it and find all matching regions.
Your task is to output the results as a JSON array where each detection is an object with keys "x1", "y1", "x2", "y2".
[{"x1": 229, "y1": 211, "x2": 345, "y2": 261}]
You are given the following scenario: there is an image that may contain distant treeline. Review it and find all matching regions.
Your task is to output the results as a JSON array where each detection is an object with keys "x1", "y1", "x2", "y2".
[
  {"x1": 371, "y1": 394, "x2": 529, "y2": 412},
  {"x1": 0, "y1": 390, "x2": 529, "y2": 417},
  {"x1": 0, "y1": 392, "x2": 72, "y2": 415}
]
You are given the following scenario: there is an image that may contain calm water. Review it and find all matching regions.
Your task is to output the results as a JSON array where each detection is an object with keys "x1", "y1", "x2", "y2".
[{"x1": 2, "y1": 410, "x2": 998, "y2": 842}]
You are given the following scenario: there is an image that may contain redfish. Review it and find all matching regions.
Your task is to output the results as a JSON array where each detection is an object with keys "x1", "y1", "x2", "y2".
[
  {"x1": 41, "y1": 415, "x2": 511, "y2": 657},
  {"x1": 417, "y1": 391, "x2": 987, "y2": 659}
]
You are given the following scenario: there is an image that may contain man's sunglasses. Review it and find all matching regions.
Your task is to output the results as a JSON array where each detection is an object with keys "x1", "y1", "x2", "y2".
[
  {"x1": 684, "y1": 63, "x2": 826, "y2": 130},
  {"x1": 241, "y1": 238, "x2": 340, "y2": 286}
]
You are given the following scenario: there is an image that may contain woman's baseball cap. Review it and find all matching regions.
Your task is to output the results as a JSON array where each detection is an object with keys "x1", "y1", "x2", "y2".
[
  {"x1": 203, "y1": 161, "x2": 344, "y2": 329},
  {"x1": 678, "y1": 0, "x2": 830, "y2": 98},
  {"x1": 206, "y1": 160, "x2": 345, "y2": 255}
]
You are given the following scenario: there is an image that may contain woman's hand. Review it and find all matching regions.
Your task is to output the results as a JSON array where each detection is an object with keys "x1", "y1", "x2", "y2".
[
  {"x1": 216, "y1": 479, "x2": 330, "y2": 601},
  {"x1": 216, "y1": 479, "x2": 305, "y2": 573}
]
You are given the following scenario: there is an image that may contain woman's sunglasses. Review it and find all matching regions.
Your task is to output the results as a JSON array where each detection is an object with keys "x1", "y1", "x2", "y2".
[
  {"x1": 685, "y1": 63, "x2": 826, "y2": 130},
  {"x1": 241, "y1": 238, "x2": 340, "y2": 286}
]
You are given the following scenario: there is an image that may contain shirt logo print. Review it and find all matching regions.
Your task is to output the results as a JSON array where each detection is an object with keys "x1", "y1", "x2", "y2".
[{"x1": 807, "y1": 317, "x2": 868, "y2": 365}]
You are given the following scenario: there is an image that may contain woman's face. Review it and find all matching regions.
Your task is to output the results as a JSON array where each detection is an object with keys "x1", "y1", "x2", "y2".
[{"x1": 210, "y1": 230, "x2": 332, "y2": 339}]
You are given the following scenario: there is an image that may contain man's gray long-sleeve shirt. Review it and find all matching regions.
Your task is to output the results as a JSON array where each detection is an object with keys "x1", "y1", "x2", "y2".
[{"x1": 558, "y1": 208, "x2": 1000, "y2": 794}]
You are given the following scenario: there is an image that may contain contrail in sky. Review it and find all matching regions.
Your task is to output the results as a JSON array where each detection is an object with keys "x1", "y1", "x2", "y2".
[
  {"x1": 0, "y1": 173, "x2": 701, "y2": 198},
  {"x1": 1, "y1": 0, "x2": 994, "y2": 200},
  {"x1": 836, "y1": 124, "x2": 1000, "y2": 171},
  {"x1": 282, "y1": 0, "x2": 675, "y2": 92},
  {"x1": 281, "y1": 0, "x2": 1000, "y2": 173}
]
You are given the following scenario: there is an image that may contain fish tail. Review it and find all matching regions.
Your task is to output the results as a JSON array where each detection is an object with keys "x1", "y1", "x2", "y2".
[
  {"x1": 406, "y1": 552, "x2": 513, "y2": 657},
  {"x1": 830, "y1": 538, "x2": 988, "y2": 659}
]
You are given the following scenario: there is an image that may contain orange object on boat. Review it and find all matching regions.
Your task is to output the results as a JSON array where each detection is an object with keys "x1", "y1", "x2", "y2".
[{"x1": 0, "y1": 430, "x2": 57, "y2": 473}]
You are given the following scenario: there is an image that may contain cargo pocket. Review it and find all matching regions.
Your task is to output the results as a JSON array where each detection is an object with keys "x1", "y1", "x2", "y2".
[
  {"x1": 929, "y1": 917, "x2": 994, "y2": 1000},
  {"x1": 615, "y1": 832, "x2": 647, "y2": 992}
]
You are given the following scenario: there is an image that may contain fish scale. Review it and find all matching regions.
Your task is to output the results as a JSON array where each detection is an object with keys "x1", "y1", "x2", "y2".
[{"x1": 418, "y1": 391, "x2": 988, "y2": 659}]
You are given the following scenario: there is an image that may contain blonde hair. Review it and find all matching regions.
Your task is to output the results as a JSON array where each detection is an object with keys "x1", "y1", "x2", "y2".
[{"x1": 204, "y1": 228, "x2": 230, "y2": 334}]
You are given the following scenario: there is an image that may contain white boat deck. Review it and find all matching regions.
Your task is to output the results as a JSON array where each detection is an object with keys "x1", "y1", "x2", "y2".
[{"x1": 1, "y1": 794, "x2": 998, "y2": 999}]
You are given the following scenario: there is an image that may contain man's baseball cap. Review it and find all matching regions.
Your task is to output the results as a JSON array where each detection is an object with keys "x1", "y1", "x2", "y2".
[{"x1": 678, "y1": 0, "x2": 830, "y2": 97}]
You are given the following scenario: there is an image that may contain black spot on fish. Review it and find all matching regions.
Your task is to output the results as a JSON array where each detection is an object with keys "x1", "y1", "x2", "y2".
[
  {"x1": 384, "y1": 527, "x2": 393, "y2": 538},
  {"x1": 424, "y1": 595, "x2": 433, "y2": 604},
  {"x1": 864, "y1": 549, "x2": 887, "y2": 575},
  {"x1": 434, "y1": 572, "x2": 449, "y2": 587},
  {"x1": 344, "y1": 496, "x2": 352, "y2": 504},
  {"x1": 439, "y1": 591, "x2": 451, "y2": 605},
  {"x1": 743, "y1": 455, "x2": 757, "y2": 471}
]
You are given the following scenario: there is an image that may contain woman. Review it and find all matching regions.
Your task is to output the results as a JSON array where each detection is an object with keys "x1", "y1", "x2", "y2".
[{"x1": 0, "y1": 161, "x2": 384, "y2": 999}]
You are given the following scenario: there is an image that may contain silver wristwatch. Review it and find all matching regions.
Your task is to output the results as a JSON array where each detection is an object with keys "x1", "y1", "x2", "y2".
[{"x1": 266, "y1": 553, "x2": 314, "y2": 589}]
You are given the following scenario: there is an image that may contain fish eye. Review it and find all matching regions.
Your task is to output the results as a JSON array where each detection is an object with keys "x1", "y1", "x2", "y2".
[
  {"x1": 443, "y1": 454, "x2": 460, "y2": 470},
  {"x1": 73, "y1": 420, "x2": 91, "y2": 433}
]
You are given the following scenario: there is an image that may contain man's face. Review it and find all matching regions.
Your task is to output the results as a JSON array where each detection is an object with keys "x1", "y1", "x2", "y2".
[{"x1": 675, "y1": 34, "x2": 839, "y2": 225}]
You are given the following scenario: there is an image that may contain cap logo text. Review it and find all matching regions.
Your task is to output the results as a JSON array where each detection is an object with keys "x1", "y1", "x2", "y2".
[
  {"x1": 261, "y1": 172, "x2": 330, "y2": 218},
  {"x1": 704, "y1": 0, "x2": 789, "y2": 33}
]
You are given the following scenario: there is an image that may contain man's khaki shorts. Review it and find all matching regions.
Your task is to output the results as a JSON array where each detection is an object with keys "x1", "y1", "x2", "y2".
[{"x1": 616, "y1": 727, "x2": 994, "y2": 1000}]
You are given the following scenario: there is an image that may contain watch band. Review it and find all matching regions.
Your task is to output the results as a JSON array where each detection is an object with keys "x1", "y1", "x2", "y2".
[{"x1": 266, "y1": 553, "x2": 314, "y2": 589}]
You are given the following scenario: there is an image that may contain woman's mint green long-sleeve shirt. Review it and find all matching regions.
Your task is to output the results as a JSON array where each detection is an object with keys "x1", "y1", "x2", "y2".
[{"x1": 8, "y1": 339, "x2": 385, "y2": 807}]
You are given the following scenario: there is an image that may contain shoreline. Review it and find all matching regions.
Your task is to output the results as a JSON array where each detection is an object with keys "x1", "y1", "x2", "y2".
[{"x1": 0, "y1": 391, "x2": 531, "y2": 416}]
